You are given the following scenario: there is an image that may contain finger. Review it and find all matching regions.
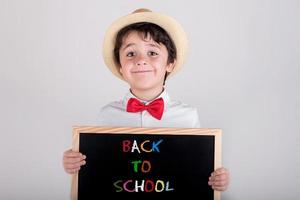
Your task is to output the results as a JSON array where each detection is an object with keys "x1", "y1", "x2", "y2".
[
  {"x1": 208, "y1": 176, "x2": 216, "y2": 185},
  {"x1": 63, "y1": 156, "x2": 86, "y2": 164},
  {"x1": 209, "y1": 175, "x2": 229, "y2": 186},
  {"x1": 213, "y1": 167, "x2": 228, "y2": 176},
  {"x1": 212, "y1": 180, "x2": 228, "y2": 187},
  {"x1": 210, "y1": 170, "x2": 229, "y2": 182},
  {"x1": 212, "y1": 174, "x2": 228, "y2": 181},
  {"x1": 208, "y1": 175, "x2": 218, "y2": 184},
  {"x1": 65, "y1": 160, "x2": 86, "y2": 169},
  {"x1": 64, "y1": 150, "x2": 86, "y2": 158},
  {"x1": 208, "y1": 179, "x2": 227, "y2": 186}
]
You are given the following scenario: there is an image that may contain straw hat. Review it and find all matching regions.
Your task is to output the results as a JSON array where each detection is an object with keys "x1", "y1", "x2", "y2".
[{"x1": 102, "y1": 8, "x2": 188, "y2": 81}]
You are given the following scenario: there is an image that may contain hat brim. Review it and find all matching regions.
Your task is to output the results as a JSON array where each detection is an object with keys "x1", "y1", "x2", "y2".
[{"x1": 102, "y1": 11, "x2": 188, "y2": 81}]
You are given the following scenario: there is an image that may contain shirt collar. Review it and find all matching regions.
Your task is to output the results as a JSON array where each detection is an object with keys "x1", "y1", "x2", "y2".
[{"x1": 123, "y1": 88, "x2": 170, "y2": 106}]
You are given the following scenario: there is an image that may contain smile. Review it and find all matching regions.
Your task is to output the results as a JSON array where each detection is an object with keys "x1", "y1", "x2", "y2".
[{"x1": 132, "y1": 70, "x2": 153, "y2": 73}]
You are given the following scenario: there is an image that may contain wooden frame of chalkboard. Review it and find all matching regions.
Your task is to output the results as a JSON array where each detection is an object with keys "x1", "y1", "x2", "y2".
[{"x1": 71, "y1": 126, "x2": 222, "y2": 200}]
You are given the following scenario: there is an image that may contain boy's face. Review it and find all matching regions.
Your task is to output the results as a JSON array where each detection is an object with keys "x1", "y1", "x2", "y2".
[{"x1": 119, "y1": 31, "x2": 175, "y2": 93}]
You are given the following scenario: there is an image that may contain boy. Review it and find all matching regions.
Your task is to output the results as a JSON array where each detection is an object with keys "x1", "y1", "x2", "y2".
[{"x1": 63, "y1": 8, "x2": 229, "y2": 191}]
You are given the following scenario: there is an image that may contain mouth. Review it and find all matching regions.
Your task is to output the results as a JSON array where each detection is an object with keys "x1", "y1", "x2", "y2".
[{"x1": 131, "y1": 70, "x2": 153, "y2": 74}]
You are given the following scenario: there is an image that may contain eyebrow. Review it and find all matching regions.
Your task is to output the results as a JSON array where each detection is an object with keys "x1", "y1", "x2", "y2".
[
  {"x1": 121, "y1": 43, "x2": 161, "y2": 51},
  {"x1": 121, "y1": 43, "x2": 135, "y2": 51},
  {"x1": 147, "y1": 43, "x2": 161, "y2": 49}
]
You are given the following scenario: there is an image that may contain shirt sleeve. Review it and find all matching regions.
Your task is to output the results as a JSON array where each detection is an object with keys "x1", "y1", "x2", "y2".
[
  {"x1": 192, "y1": 108, "x2": 202, "y2": 128},
  {"x1": 97, "y1": 106, "x2": 106, "y2": 126}
]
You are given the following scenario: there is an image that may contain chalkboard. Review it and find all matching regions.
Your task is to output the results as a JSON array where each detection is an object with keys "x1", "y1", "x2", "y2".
[{"x1": 71, "y1": 126, "x2": 222, "y2": 200}]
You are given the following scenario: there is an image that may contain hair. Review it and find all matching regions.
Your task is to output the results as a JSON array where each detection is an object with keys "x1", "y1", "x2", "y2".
[{"x1": 113, "y1": 22, "x2": 177, "y2": 84}]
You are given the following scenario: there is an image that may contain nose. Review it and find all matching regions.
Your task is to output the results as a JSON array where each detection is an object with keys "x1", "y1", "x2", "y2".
[
  {"x1": 135, "y1": 55, "x2": 148, "y2": 66},
  {"x1": 136, "y1": 61, "x2": 147, "y2": 66}
]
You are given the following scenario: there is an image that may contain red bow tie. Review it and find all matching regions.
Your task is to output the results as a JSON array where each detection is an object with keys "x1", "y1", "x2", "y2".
[{"x1": 126, "y1": 97, "x2": 164, "y2": 120}]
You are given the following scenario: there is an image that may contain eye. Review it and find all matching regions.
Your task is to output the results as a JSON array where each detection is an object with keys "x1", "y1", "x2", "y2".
[
  {"x1": 148, "y1": 51, "x2": 158, "y2": 56},
  {"x1": 126, "y1": 52, "x2": 135, "y2": 57}
]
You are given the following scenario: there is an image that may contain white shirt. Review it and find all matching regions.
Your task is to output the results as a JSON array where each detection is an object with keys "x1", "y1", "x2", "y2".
[{"x1": 98, "y1": 90, "x2": 201, "y2": 128}]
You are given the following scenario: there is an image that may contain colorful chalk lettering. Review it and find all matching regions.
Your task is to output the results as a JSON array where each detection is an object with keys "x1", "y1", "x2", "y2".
[
  {"x1": 130, "y1": 160, "x2": 151, "y2": 173},
  {"x1": 114, "y1": 138, "x2": 174, "y2": 192},
  {"x1": 113, "y1": 179, "x2": 174, "y2": 192},
  {"x1": 122, "y1": 139, "x2": 164, "y2": 153}
]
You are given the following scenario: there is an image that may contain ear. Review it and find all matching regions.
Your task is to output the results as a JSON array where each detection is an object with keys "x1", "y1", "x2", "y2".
[{"x1": 166, "y1": 59, "x2": 176, "y2": 73}]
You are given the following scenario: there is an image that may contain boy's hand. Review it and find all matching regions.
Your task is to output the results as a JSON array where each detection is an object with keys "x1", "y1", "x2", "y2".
[
  {"x1": 208, "y1": 167, "x2": 230, "y2": 191},
  {"x1": 63, "y1": 149, "x2": 86, "y2": 174}
]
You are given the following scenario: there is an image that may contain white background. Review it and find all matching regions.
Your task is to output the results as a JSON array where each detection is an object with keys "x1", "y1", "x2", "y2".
[{"x1": 1, "y1": 0, "x2": 299, "y2": 199}]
